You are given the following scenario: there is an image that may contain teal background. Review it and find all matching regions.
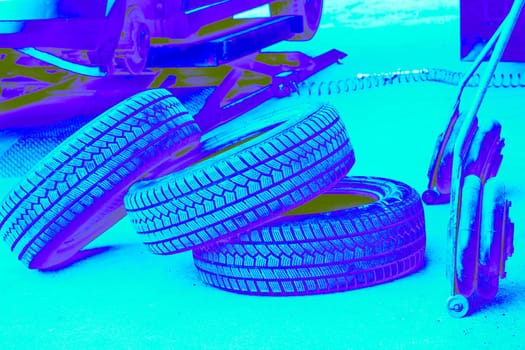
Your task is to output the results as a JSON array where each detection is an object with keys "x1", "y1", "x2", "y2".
[{"x1": 1, "y1": 1, "x2": 524, "y2": 349}]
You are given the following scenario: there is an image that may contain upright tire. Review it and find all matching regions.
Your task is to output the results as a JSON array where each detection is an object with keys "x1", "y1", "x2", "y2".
[
  {"x1": 0, "y1": 89, "x2": 201, "y2": 269},
  {"x1": 193, "y1": 176, "x2": 426, "y2": 296},
  {"x1": 454, "y1": 175, "x2": 482, "y2": 297},
  {"x1": 124, "y1": 104, "x2": 355, "y2": 255},
  {"x1": 477, "y1": 178, "x2": 512, "y2": 299}
]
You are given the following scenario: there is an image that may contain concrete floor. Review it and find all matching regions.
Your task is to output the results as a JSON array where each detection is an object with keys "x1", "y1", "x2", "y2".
[{"x1": 1, "y1": 1, "x2": 524, "y2": 349}]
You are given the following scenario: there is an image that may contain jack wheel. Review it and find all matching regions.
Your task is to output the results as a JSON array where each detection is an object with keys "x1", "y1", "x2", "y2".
[
  {"x1": 422, "y1": 188, "x2": 449, "y2": 205},
  {"x1": 447, "y1": 295, "x2": 470, "y2": 318}
]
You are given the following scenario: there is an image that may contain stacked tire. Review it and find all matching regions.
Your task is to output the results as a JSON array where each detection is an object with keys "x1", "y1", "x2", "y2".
[
  {"x1": 192, "y1": 177, "x2": 426, "y2": 295},
  {"x1": 0, "y1": 89, "x2": 426, "y2": 297}
]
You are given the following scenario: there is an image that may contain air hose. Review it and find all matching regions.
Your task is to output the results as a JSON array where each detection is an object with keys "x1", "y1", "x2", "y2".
[{"x1": 294, "y1": 67, "x2": 525, "y2": 96}]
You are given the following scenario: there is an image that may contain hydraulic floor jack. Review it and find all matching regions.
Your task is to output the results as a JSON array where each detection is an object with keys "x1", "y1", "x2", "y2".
[{"x1": 0, "y1": 0, "x2": 343, "y2": 132}]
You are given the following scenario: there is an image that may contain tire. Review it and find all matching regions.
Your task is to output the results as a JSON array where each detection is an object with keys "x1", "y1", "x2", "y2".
[
  {"x1": 454, "y1": 175, "x2": 481, "y2": 297},
  {"x1": 124, "y1": 104, "x2": 355, "y2": 255},
  {"x1": 270, "y1": 0, "x2": 323, "y2": 41},
  {"x1": 477, "y1": 178, "x2": 507, "y2": 299},
  {"x1": 193, "y1": 176, "x2": 426, "y2": 296},
  {"x1": 0, "y1": 89, "x2": 201, "y2": 269}
]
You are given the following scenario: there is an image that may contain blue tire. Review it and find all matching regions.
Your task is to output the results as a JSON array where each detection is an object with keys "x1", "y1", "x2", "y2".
[
  {"x1": 193, "y1": 176, "x2": 426, "y2": 295},
  {"x1": 124, "y1": 104, "x2": 355, "y2": 254},
  {"x1": 0, "y1": 89, "x2": 201, "y2": 269}
]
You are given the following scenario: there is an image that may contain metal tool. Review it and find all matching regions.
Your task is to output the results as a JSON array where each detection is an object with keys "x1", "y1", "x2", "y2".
[{"x1": 444, "y1": 0, "x2": 524, "y2": 317}]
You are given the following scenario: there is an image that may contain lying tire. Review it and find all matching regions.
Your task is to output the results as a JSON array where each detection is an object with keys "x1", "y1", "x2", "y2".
[
  {"x1": 270, "y1": 0, "x2": 323, "y2": 41},
  {"x1": 193, "y1": 176, "x2": 426, "y2": 295},
  {"x1": 0, "y1": 89, "x2": 201, "y2": 269},
  {"x1": 124, "y1": 104, "x2": 355, "y2": 255}
]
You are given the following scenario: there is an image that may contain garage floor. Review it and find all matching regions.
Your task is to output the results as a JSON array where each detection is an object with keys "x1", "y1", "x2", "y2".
[{"x1": 1, "y1": 1, "x2": 524, "y2": 349}]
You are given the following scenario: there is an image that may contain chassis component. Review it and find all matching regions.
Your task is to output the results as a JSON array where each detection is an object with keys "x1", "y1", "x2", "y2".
[
  {"x1": 0, "y1": 48, "x2": 345, "y2": 130},
  {"x1": 0, "y1": 0, "x2": 323, "y2": 74},
  {"x1": 0, "y1": 0, "x2": 338, "y2": 131}
]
